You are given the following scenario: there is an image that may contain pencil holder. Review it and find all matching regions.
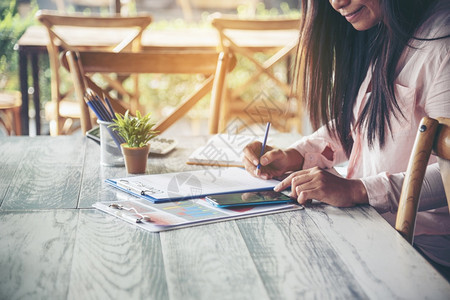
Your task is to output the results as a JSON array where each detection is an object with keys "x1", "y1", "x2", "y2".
[{"x1": 98, "y1": 120, "x2": 124, "y2": 167}]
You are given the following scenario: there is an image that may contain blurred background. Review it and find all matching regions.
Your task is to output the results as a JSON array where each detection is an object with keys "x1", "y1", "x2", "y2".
[{"x1": 0, "y1": 0, "x2": 302, "y2": 136}]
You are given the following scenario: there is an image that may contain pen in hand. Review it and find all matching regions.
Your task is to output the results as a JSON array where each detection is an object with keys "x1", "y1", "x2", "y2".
[{"x1": 256, "y1": 122, "x2": 271, "y2": 176}]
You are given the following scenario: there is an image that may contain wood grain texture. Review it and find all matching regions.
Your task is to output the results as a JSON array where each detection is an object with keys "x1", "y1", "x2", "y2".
[
  {"x1": 147, "y1": 136, "x2": 207, "y2": 175},
  {"x1": 0, "y1": 138, "x2": 34, "y2": 206},
  {"x1": 20, "y1": 136, "x2": 85, "y2": 166},
  {"x1": 78, "y1": 138, "x2": 127, "y2": 209},
  {"x1": 2, "y1": 134, "x2": 448, "y2": 299},
  {"x1": 396, "y1": 117, "x2": 438, "y2": 242},
  {"x1": 236, "y1": 210, "x2": 367, "y2": 299},
  {"x1": 2, "y1": 163, "x2": 82, "y2": 210},
  {"x1": 79, "y1": 51, "x2": 219, "y2": 75},
  {"x1": 36, "y1": 11, "x2": 152, "y2": 31},
  {"x1": 1, "y1": 136, "x2": 85, "y2": 210},
  {"x1": 0, "y1": 210, "x2": 78, "y2": 300},
  {"x1": 0, "y1": 135, "x2": 85, "y2": 166},
  {"x1": 0, "y1": 137, "x2": 29, "y2": 164},
  {"x1": 306, "y1": 204, "x2": 450, "y2": 299},
  {"x1": 67, "y1": 209, "x2": 168, "y2": 300},
  {"x1": 160, "y1": 221, "x2": 270, "y2": 300},
  {"x1": 0, "y1": 165, "x2": 21, "y2": 207}
]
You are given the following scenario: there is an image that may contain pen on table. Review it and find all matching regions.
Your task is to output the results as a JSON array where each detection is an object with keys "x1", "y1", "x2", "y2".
[{"x1": 256, "y1": 122, "x2": 271, "y2": 175}]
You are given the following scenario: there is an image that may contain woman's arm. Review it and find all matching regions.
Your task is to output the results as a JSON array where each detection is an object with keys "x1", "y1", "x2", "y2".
[
  {"x1": 289, "y1": 124, "x2": 349, "y2": 170},
  {"x1": 361, "y1": 163, "x2": 447, "y2": 213},
  {"x1": 242, "y1": 121, "x2": 347, "y2": 180}
]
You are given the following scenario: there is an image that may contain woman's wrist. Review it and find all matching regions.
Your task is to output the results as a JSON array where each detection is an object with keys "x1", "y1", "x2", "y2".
[
  {"x1": 351, "y1": 179, "x2": 369, "y2": 205},
  {"x1": 285, "y1": 148, "x2": 304, "y2": 171}
]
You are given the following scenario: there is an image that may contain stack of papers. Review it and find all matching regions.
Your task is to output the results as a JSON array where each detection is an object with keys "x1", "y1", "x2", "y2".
[{"x1": 99, "y1": 167, "x2": 302, "y2": 232}]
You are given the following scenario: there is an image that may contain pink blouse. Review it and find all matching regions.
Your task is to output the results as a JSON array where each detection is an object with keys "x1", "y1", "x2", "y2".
[{"x1": 290, "y1": 2, "x2": 450, "y2": 265}]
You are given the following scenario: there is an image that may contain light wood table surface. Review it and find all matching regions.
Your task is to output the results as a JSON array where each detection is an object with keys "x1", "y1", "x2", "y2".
[{"x1": 0, "y1": 134, "x2": 449, "y2": 299}]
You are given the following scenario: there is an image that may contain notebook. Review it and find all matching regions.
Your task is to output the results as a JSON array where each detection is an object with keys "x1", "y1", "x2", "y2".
[
  {"x1": 105, "y1": 167, "x2": 280, "y2": 203},
  {"x1": 186, "y1": 134, "x2": 271, "y2": 167}
]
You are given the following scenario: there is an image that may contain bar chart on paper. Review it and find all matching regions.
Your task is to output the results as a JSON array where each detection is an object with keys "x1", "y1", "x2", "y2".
[
  {"x1": 94, "y1": 196, "x2": 301, "y2": 232},
  {"x1": 160, "y1": 201, "x2": 227, "y2": 221}
]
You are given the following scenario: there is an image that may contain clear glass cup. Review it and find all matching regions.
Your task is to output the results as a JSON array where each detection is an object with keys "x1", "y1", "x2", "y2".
[{"x1": 98, "y1": 120, "x2": 124, "y2": 167}]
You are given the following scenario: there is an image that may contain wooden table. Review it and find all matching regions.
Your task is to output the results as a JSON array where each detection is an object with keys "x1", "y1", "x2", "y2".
[
  {"x1": 0, "y1": 134, "x2": 449, "y2": 299},
  {"x1": 52, "y1": 0, "x2": 122, "y2": 14},
  {"x1": 15, "y1": 25, "x2": 298, "y2": 135}
]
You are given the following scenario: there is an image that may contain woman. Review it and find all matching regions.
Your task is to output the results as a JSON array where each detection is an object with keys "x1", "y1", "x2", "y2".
[{"x1": 243, "y1": 0, "x2": 450, "y2": 278}]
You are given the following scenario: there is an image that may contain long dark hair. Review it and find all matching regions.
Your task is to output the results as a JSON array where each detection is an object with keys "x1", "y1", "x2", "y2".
[{"x1": 294, "y1": 0, "x2": 447, "y2": 156}]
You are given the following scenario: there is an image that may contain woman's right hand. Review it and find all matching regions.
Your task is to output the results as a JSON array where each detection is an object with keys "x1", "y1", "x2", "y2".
[{"x1": 242, "y1": 141, "x2": 304, "y2": 180}]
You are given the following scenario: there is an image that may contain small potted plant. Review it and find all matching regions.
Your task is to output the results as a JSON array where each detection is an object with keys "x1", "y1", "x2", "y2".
[{"x1": 110, "y1": 110, "x2": 158, "y2": 174}]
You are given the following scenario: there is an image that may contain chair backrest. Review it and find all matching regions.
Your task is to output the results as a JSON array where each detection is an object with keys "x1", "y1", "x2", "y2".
[
  {"x1": 65, "y1": 50, "x2": 227, "y2": 134},
  {"x1": 395, "y1": 116, "x2": 450, "y2": 243},
  {"x1": 36, "y1": 10, "x2": 152, "y2": 134},
  {"x1": 212, "y1": 16, "x2": 300, "y2": 92},
  {"x1": 36, "y1": 10, "x2": 151, "y2": 50},
  {"x1": 210, "y1": 15, "x2": 301, "y2": 132}
]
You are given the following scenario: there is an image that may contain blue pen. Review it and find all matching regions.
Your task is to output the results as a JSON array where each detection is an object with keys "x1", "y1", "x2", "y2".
[
  {"x1": 90, "y1": 100, "x2": 108, "y2": 121},
  {"x1": 104, "y1": 96, "x2": 115, "y2": 120},
  {"x1": 94, "y1": 95, "x2": 113, "y2": 121},
  {"x1": 257, "y1": 122, "x2": 271, "y2": 170}
]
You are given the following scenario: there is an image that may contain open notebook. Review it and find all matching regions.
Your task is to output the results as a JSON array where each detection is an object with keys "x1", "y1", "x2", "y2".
[{"x1": 187, "y1": 134, "x2": 272, "y2": 167}]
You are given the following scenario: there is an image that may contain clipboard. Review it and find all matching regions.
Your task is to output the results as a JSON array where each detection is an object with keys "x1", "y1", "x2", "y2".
[
  {"x1": 105, "y1": 167, "x2": 281, "y2": 203},
  {"x1": 93, "y1": 197, "x2": 303, "y2": 232}
]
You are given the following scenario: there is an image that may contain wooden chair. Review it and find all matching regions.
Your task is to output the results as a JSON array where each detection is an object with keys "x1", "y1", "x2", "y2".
[
  {"x1": 210, "y1": 15, "x2": 302, "y2": 133},
  {"x1": 65, "y1": 50, "x2": 233, "y2": 134},
  {"x1": 0, "y1": 91, "x2": 21, "y2": 135},
  {"x1": 36, "y1": 10, "x2": 152, "y2": 135},
  {"x1": 396, "y1": 117, "x2": 450, "y2": 243}
]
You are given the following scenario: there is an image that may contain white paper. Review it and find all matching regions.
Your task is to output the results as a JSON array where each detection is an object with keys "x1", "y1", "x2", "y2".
[
  {"x1": 107, "y1": 167, "x2": 280, "y2": 202},
  {"x1": 93, "y1": 197, "x2": 303, "y2": 232},
  {"x1": 187, "y1": 134, "x2": 272, "y2": 167}
]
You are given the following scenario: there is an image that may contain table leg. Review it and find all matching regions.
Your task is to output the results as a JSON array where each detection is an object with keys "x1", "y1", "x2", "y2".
[
  {"x1": 31, "y1": 52, "x2": 41, "y2": 135},
  {"x1": 18, "y1": 48, "x2": 29, "y2": 135}
]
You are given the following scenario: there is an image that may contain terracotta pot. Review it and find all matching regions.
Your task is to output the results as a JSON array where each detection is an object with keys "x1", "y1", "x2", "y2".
[{"x1": 121, "y1": 143, "x2": 150, "y2": 174}]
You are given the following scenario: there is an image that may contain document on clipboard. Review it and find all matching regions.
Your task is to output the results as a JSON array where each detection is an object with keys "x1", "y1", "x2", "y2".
[
  {"x1": 105, "y1": 167, "x2": 280, "y2": 203},
  {"x1": 93, "y1": 197, "x2": 303, "y2": 232}
]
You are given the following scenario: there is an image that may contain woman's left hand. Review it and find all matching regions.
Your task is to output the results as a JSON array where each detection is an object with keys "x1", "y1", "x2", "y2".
[{"x1": 274, "y1": 167, "x2": 369, "y2": 207}]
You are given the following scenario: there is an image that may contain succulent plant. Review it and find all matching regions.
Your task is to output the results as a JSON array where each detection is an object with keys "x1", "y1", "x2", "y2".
[{"x1": 110, "y1": 110, "x2": 158, "y2": 148}]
